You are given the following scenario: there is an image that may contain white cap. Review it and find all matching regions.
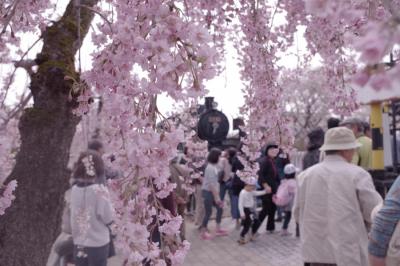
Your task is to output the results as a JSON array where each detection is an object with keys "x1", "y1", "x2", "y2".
[
  {"x1": 283, "y1": 164, "x2": 298, "y2": 175},
  {"x1": 319, "y1": 127, "x2": 361, "y2": 151},
  {"x1": 245, "y1": 177, "x2": 257, "y2": 186}
]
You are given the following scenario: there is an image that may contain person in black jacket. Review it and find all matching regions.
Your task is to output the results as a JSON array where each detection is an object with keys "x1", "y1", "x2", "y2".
[
  {"x1": 302, "y1": 127, "x2": 324, "y2": 170},
  {"x1": 227, "y1": 148, "x2": 245, "y2": 228},
  {"x1": 252, "y1": 142, "x2": 279, "y2": 236}
]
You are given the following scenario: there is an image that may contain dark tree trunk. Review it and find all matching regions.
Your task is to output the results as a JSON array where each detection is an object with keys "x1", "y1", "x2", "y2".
[{"x1": 0, "y1": 1, "x2": 98, "y2": 265}]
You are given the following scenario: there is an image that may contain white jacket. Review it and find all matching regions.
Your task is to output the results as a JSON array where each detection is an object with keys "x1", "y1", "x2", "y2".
[{"x1": 294, "y1": 155, "x2": 382, "y2": 266}]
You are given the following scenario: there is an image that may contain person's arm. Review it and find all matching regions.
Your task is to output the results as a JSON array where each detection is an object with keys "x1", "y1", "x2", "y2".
[
  {"x1": 351, "y1": 149, "x2": 360, "y2": 165},
  {"x1": 179, "y1": 163, "x2": 192, "y2": 177},
  {"x1": 262, "y1": 159, "x2": 276, "y2": 192},
  {"x1": 369, "y1": 254, "x2": 386, "y2": 266},
  {"x1": 238, "y1": 191, "x2": 245, "y2": 218},
  {"x1": 293, "y1": 173, "x2": 305, "y2": 223},
  {"x1": 208, "y1": 166, "x2": 222, "y2": 204},
  {"x1": 253, "y1": 188, "x2": 270, "y2": 196},
  {"x1": 258, "y1": 159, "x2": 270, "y2": 191},
  {"x1": 223, "y1": 158, "x2": 231, "y2": 181},
  {"x1": 369, "y1": 176, "x2": 400, "y2": 261},
  {"x1": 95, "y1": 187, "x2": 115, "y2": 225},
  {"x1": 293, "y1": 192, "x2": 300, "y2": 222},
  {"x1": 356, "y1": 171, "x2": 382, "y2": 224},
  {"x1": 210, "y1": 184, "x2": 221, "y2": 201}
]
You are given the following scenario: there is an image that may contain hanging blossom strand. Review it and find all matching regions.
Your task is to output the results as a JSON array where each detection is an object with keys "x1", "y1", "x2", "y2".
[
  {"x1": 79, "y1": 1, "x2": 229, "y2": 264},
  {"x1": 301, "y1": 0, "x2": 400, "y2": 94},
  {"x1": 233, "y1": 0, "x2": 297, "y2": 180}
]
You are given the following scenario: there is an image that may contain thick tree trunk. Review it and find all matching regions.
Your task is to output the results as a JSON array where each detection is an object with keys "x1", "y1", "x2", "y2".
[{"x1": 0, "y1": 1, "x2": 98, "y2": 265}]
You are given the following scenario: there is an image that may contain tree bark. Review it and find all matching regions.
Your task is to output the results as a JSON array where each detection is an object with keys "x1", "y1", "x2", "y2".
[{"x1": 0, "y1": 1, "x2": 98, "y2": 265}]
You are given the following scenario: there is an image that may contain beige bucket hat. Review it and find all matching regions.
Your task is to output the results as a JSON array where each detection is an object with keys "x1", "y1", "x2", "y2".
[{"x1": 319, "y1": 127, "x2": 361, "y2": 151}]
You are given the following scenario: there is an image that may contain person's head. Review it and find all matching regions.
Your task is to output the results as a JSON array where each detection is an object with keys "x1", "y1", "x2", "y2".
[
  {"x1": 227, "y1": 147, "x2": 237, "y2": 159},
  {"x1": 72, "y1": 150, "x2": 105, "y2": 181},
  {"x1": 88, "y1": 139, "x2": 104, "y2": 155},
  {"x1": 207, "y1": 148, "x2": 221, "y2": 164},
  {"x1": 221, "y1": 150, "x2": 228, "y2": 158},
  {"x1": 362, "y1": 121, "x2": 371, "y2": 138},
  {"x1": 244, "y1": 176, "x2": 257, "y2": 191},
  {"x1": 327, "y1": 117, "x2": 341, "y2": 129},
  {"x1": 307, "y1": 127, "x2": 324, "y2": 149},
  {"x1": 340, "y1": 118, "x2": 364, "y2": 137},
  {"x1": 265, "y1": 142, "x2": 279, "y2": 158},
  {"x1": 283, "y1": 164, "x2": 297, "y2": 179},
  {"x1": 320, "y1": 127, "x2": 361, "y2": 163}
]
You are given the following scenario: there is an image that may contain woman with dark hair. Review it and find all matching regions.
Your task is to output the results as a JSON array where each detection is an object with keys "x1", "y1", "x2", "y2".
[
  {"x1": 199, "y1": 148, "x2": 228, "y2": 240},
  {"x1": 70, "y1": 150, "x2": 115, "y2": 266},
  {"x1": 303, "y1": 127, "x2": 324, "y2": 170},
  {"x1": 252, "y1": 143, "x2": 279, "y2": 236},
  {"x1": 227, "y1": 147, "x2": 245, "y2": 228}
]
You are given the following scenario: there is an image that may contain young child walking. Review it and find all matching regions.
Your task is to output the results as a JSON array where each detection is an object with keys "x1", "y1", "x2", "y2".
[
  {"x1": 70, "y1": 150, "x2": 115, "y2": 266},
  {"x1": 272, "y1": 163, "x2": 297, "y2": 236},
  {"x1": 238, "y1": 177, "x2": 271, "y2": 244}
]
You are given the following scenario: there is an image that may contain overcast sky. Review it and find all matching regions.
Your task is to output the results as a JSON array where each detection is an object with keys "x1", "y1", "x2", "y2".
[{"x1": 2, "y1": 1, "x2": 316, "y2": 122}]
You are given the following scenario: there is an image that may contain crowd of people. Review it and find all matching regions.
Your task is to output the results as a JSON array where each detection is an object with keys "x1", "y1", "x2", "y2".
[
  {"x1": 45, "y1": 115, "x2": 400, "y2": 266},
  {"x1": 179, "y1": 140, "x2": 297, "y2": 244},
  {"x1": 180, "y1": 115, "x2": 400, "y2": 266}
]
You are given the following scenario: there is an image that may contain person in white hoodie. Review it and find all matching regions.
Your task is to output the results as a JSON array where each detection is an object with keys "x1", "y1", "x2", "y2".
[
  {"x1": 238, "y1": 177, "x2": 271, "y2": 244},
  {"x1": 70, "y1": 150, "x2": 115, "y2": 266}
]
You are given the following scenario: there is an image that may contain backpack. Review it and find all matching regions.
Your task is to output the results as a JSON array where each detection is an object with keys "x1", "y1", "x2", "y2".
[{"x1": 273, "y1": 180, "x2": 294, "y2": 207}]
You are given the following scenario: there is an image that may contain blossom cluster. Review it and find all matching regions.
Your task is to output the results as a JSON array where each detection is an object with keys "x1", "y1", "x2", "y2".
[
  {"x1": 0, "y1": 180, "x2": 17, "y2": 215},
  {"x1": 303, "y1": 0, "x2": 400, "y2": 94},
  {"x1": 4, "y1": 0, "x2": 400, "y2": 264},
  {"x1": 233, "y1": 0, "x2": 298, "y2": 178},
  {"x1": 76, "y1": 1, "x2": 225, "y2": 264},
  {"x1": 0, "y1": 110, "x2": 19, "y2": 216}
]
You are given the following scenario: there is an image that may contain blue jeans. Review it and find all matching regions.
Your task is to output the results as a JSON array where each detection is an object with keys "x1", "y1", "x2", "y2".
[
  {"x1": 219, "y1": 182, "x2": 228, "y2": 201},
  {"x1": 230, "y1": 193, "x2": 240, "y2": 219},
  {"x1": 282, "y1": 211, "x2": 291, "y2": 230},
  {"x1": 201, "y1": 190, "x2": 223, "y2": 229}
]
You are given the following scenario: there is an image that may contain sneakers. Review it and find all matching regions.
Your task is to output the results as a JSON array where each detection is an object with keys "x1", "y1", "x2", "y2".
[
  {"x1": 250, "y1": 232, "x2": 259, "y2": 241},
  {"x1": 280, "y1": 230, "x2": 290, "y2": 236},
  {"x1": 237, "y1": 237, "x2": 246, "y2": 245},
  {"x1": 215, "y1": 229, "x2": 229, "y2": 237},
  {"x1": 200, "y1": 231, "x2": 214, "y2": 240},
  {"x1": 235, "y1": 220, "x2": 241, "y2": 230}
]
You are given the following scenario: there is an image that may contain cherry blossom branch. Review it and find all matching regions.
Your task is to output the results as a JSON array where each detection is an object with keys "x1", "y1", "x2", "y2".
[
  {"x1": 78, "y1": 4, "x2": 114, "y2": 34},
  {"x1": 0, "y1": 0, "x2": 20, "y2": 36},
  {"x1": 0, "y1": 36, "x2": 42, "y2": 108},
  {"x1": 0, "y1": 92, "x2": 32, "y2": 130}
]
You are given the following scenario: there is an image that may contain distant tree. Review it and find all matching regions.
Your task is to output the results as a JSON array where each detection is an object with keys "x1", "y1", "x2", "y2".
[{"x1": 280, "y1": 68, "x2": 333, "y2": 149}]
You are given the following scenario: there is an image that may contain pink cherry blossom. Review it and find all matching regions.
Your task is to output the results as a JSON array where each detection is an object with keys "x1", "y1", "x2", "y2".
[
  {"x1": 0, "y1": 180, "x2": 17, "y2": 215},
  {"x1": 352, "y1": 70, "x2": 370, "y2": 87},
  {"x1": 368, "y1": 73, "x2": 392, "y2": 91},
  {"x1": 3, "y1": 0, "x2": 400, "y2": 264},
  {"x1": 305, "y1": 0, "x2": 333, "y2": 17}
]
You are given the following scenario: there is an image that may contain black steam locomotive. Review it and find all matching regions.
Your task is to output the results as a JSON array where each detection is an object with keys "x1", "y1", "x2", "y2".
[{"x1": 197, "y1": 97, "x2": 245, "y2": 151}]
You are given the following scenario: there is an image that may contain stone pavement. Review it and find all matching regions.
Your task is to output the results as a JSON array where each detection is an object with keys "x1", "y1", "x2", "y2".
[
  {"x1": 183, "y1": 216, "x2": 303, "y2": 266},
  {"x1": 108, "y1": 215, "x2": 303, "y2": 266}
]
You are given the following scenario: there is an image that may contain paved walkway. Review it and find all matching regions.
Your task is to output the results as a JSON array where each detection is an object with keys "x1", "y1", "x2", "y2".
[
  {"x1": 183, "y1": 216, "x2": 303, "y2": 266},
  {"x1": 108, "y1": 215, "x2": 303, "y2": 266}
]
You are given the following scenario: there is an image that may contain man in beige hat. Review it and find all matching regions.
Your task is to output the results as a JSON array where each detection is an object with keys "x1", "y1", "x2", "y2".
[{"x1": 294, "y1": 127, "x2": 382, "y2": 266}]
